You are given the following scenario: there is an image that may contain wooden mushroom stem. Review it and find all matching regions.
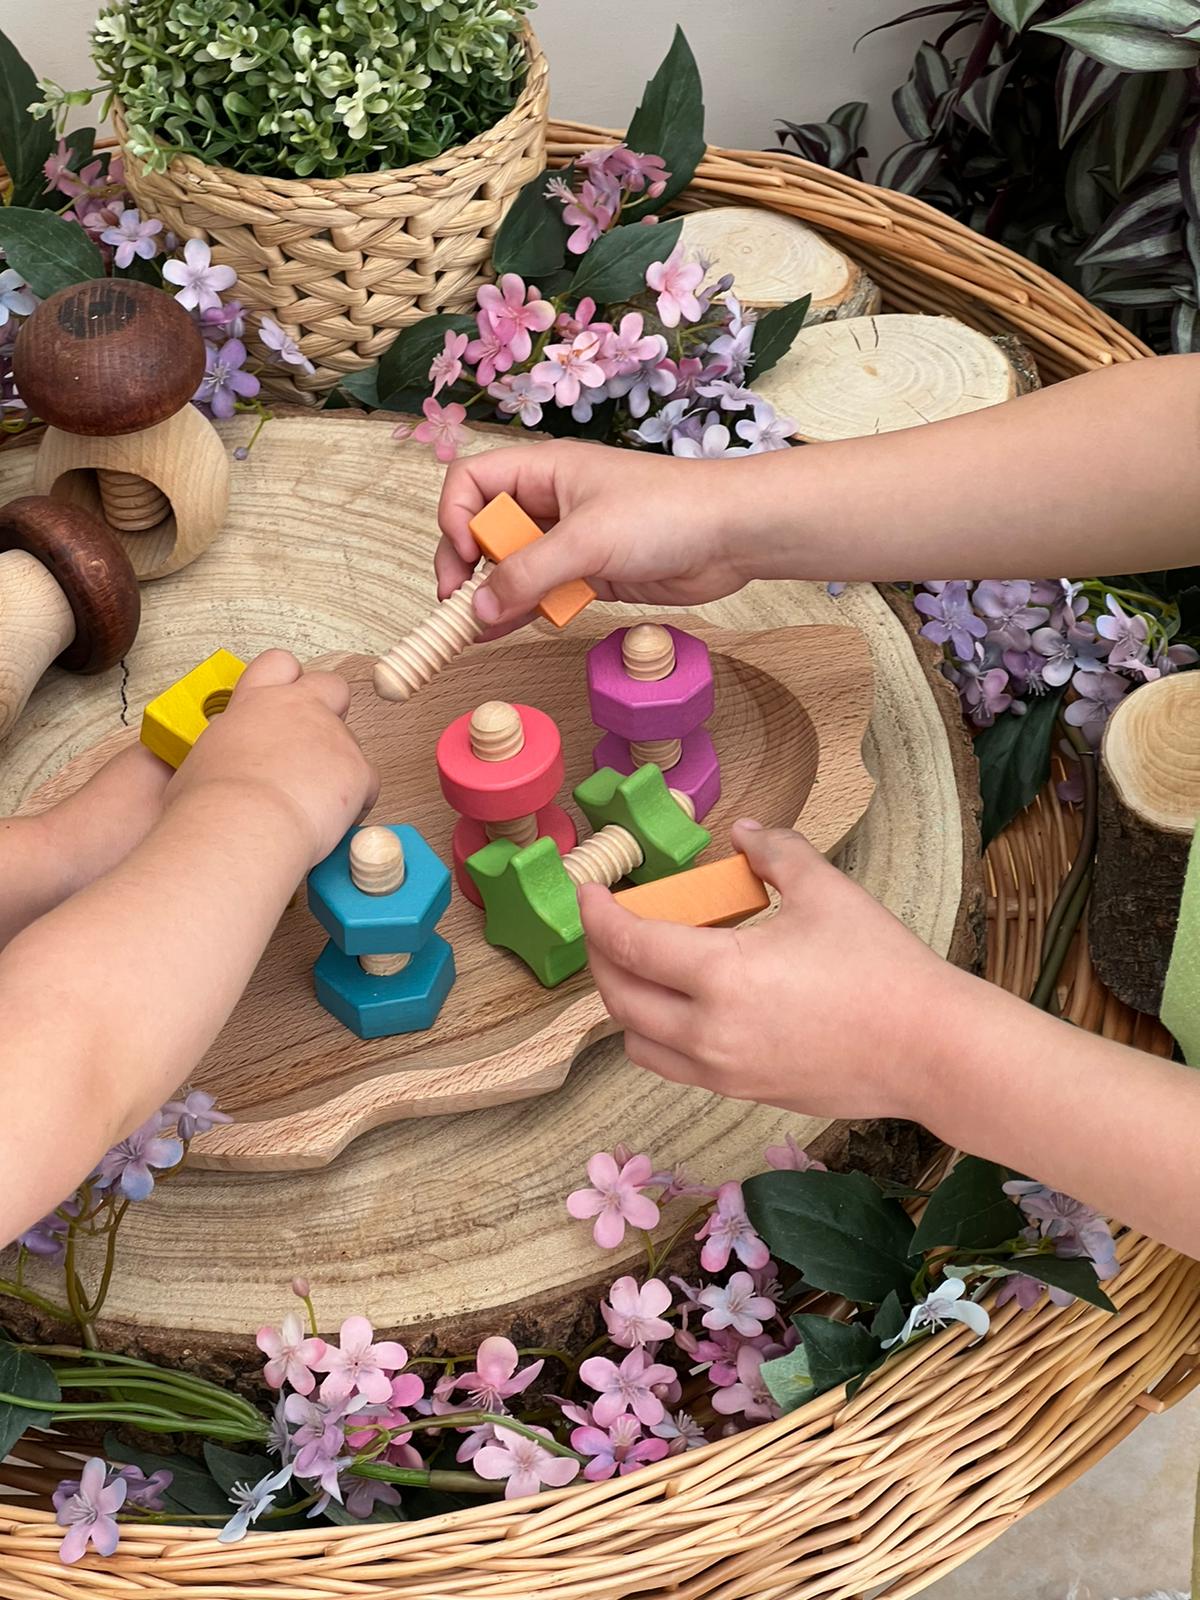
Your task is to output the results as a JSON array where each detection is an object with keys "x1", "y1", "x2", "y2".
[{"x1": 0, "y1": 550, "x2": 76, "y2": 743}]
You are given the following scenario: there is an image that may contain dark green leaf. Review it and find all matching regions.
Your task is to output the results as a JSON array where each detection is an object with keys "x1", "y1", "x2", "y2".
[
  {"x1": 956, "y1": 61, "x2": 1014, "y2": 139},
  {"x1": 1066, "y1": 120, "x2": 1117, "y2": 236},
  {"x1": 0, "y1": 210, "x2": 104, "y2": 297},
  {"x1": 750, "y1": 294, "x2": 813, "y2": 380},
  {"x1": 324, "y1": 1496, "x2": 405, "y2": 1524},
  {"x1": 1008, "y1": 1255, "x2": 1116, "y2": 1311},
  {"x1": 375, "y1": 313, "x2": 475, "y2": 409},
  {"x1": 792, "y1": 1315, "x2": 881, "y2": 1398},
  {"x1": 104, "y1": 1435, "x2": 231, "y2": 1519},
  {"x1": 878, "y1": 140, "x2": 946, "y2": 196},
  {"x1": 913, "y1": 43, "x2": 955, "y2": 112},
  {"x1": 988, "y1": 0, "x2": 1047, "y2": 28},
  {"x1": 910, "y1": 1156, "x2": 1025, "y2": 1253},
  {"x1": 1034, "y1": 4, "x2": 1200, "y2": 71},
  {"x1": 1056, "y1": 49, "x2": 1125, "y2": 147},
  {"x1": 622, "y1": 27, "x2": 705, "y2": 217},
  {"x1": 566, "y1": 217, "x2": 682, "y2": 305},
  {"x1": 1108, "y1": 71, "x2": 1190, "y2": 191},
  {"x1": 870, "y1": 1291, "x2": 909, "y2": 1343},
  {"x1": 1172, "y1": 296, "x2": 1200, "y2": 349},
  {"x1": 491, "y1": 167, "x2": 570, "y2": 280},
  {"x1": 336, "y1": 364, "x2": 382, "y2": 409},
  {"x1": 1077, "y1": 174, "x2": 1183, "y2": 267},
  {"x1": 829, "y1": 102, "x2": 869, "y2": 143},
  {"x1": 872, "y1": 1178, "x2": 934, "y2": 1200},
  {"x1": 203, "y1": 1443, "x2": 274, "y2": 1496},
  {"x1": 0, "y1": 29, "x2": 55, "y2": 207},
  {"x1": 894, "y1": 78, "x2": 934, "y2": 141},
  {"x1": 759, "y1": 1344, "x2": 814, "y2": 1413},
  {"x1": 1178, "y1": 117, "x2": 1200, "y2": 231},
  {"x1": 743, "y1": 1170, "x2": 917, "y2": 1305},
  {"x1": 0, "y1": 1343, "x2": 59, "y2": 1457},
  {"x1": 976, "y1": 687, "x2": 1066, "y2": 847}
]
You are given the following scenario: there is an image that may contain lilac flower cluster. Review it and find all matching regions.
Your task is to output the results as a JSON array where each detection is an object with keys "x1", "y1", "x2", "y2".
[
  {"x1": 547, "y1": 145, "x2": 668, "y2": 253},
  {"x1": 911, "y1": 578, "x2": 1198, "y2": 745},
  {"x1": 995, "y1": 1180, "x2": 1119, "y2": 1310}
]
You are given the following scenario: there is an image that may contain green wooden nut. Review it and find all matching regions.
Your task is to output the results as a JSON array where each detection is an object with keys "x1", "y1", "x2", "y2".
[
  {"x1": 572, "y1": 764, "x2": 711, "y2": 884},
  {"x1": 465, "y1": 835, "x2": 587, "y2": 989}
]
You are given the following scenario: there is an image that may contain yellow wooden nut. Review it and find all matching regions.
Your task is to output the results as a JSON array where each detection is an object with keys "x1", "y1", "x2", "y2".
[{"x1": 139, "y1": 648, "x2": 247, "y2": 769}]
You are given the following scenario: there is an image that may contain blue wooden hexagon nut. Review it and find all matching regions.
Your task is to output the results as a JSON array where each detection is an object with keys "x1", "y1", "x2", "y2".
[
  {"x1": 307, "y1": 824, "x2": 451, "y2": 956},
  {"x1": 314, "y1": 935, "x2": 457, "y2": 1040}
]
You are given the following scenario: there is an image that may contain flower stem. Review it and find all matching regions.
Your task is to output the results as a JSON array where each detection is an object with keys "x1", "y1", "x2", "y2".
[
  {"x1": 0, "y1": 1280, "x2": 76, "y2": 1323},
  {"x1": 349, "y1": 1462, "x2": 502, "y2": 1494},
  {"x1": 391, "y1": 1410, "x2": 584, "y2": 1462},
  {"x1": 1031, "y1": 722, "x2": 1098, "y2": 1013}
]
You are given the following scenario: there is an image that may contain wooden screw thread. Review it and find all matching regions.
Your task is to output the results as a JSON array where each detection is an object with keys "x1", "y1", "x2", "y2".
[
  {"x1": 374, "y1": 567, "x2": 493, "y2": 703},
  {"x1": 622, "y1": 623, "x2": 675, "y2": 682},
  {"x1": 486, "y1": 813, "x2": 540, "y2": 846},
  {"x1": 630, "y1": 735, "x2": 683, "y2": 771},
  {"x1": 349, "y1": 826, "x2": 410, "y2": 977},
  {"x1": 669, "y1": 789, "x2": 696, "y2": 820},
  {"x1": 98, "y1": 470, "x2": 171, "y2": 533},
  {"x1": 470, "y1": 701, "x2": 525, "y2": 762},
  {"x1": 562, "y1": 824, "x2": 643, "y2": 888}
]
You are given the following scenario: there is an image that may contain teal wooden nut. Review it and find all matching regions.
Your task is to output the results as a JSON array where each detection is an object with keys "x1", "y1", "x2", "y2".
[
  {"x1": 466, "y1": 767, "x2": 710, "y2": 989},
  {"x1": 314, "y1": 934, "x2": 457, "y2": 1040},
  {"x1": 572, "y1": 764, "x2": 710, "y2": 884},
  {"x1": 307, "y1": 824, "x2": 450, "y2": 955}
]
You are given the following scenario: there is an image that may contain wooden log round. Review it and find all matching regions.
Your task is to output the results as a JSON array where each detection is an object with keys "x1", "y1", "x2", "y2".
[
  {"x1": 677, "y1": 205, "x2": 881, "y2": 321},
  {"x1": 1090, "y1": 672, "x2": 1200, "y2": 1014},
  {"x1": 752, "y1": 312, "x2": 1035, "y2": 440},
  {"x1": 0, "y1": 412, "x2": 980, "y2": 1369}
]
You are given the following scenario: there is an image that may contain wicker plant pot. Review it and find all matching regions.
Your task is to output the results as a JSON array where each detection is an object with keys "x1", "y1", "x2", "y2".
[
  {"x1": 3, "y1": 131, "x2": 1199, "y2": 1598},
  {"x1": 112, "y1": 31, "x2": 549, "y2": 402}
]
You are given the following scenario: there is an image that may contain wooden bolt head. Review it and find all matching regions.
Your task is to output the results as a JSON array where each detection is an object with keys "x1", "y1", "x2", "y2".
[
  {"x1": 350, "y1": 826, "x2": 407, "y2": 895},
  {"x1": 14, "y1": 279, "x2": 206, "y2": 436},
  {"x1": 0, "y1": 494, "x2": 139, "y2": 672}
]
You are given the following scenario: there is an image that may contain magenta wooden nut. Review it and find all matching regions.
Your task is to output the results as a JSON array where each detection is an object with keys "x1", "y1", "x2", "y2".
[
  {"x1": 452, "y1": 804, "x2": 578, "y2": 906},
  {"x1": 593, "y1": 727, "x2": 722, "y2": 821},
  {"x1": 586, "y1": 625, "x2": 714, "y2": 741},
  {"x1": 436, "y1": 703, "x2": 565, "y2": 822}
]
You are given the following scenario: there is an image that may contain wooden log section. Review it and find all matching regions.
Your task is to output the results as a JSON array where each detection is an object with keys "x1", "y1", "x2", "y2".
[
  {"x1": 1090, "y1": 672, "x2": 1200, "y2": 1015},
  {"x1": 752, "y1": 313, "x2": 1038, "y2": 441},
  {"x1": 678, "y1": 205, "x2": 881, "y2": 322}
]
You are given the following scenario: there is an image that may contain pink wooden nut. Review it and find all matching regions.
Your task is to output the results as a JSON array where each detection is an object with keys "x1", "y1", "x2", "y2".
[
  {"x1": 437, "y1": 703, "x2": 565, "y2": 822},
  {"x1": 586, "y1": 625, "x2": 714, "y2": 742},
  {"x1": 594, "y1": 726, "x2": 722, "y2": 822}
]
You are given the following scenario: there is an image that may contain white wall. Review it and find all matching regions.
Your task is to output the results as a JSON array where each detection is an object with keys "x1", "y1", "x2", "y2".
[{"x1": 7, "y1": 0, "x2": 930, "y2": 161}]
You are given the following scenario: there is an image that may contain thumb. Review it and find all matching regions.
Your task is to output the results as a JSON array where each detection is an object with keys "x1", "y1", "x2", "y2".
[
  {"x1": 232, "y1": 649, "x2": 303, "y2": 696},
  {"x1": 732, "y1": 819, "x2": 829, "y2": 903},
  {"x1": 475, "y1": 513, "x2": 597, "y2": 626}
]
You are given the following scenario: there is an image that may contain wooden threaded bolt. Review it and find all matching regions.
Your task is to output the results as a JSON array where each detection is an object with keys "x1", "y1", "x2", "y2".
[
  {"x1": 622, "y1": 623, "x2": 675, "y2": 682},
  {"x1": 630, "y1": 734, "x2": 683, "y2": 771},
  {"x1": 562, "y1": 825, "x2": 643, "y2": 888},
  {"x1": 470, "y1": 700, "x2": 540, "y2": 846},
  {"x1": 374, "y1": 566, "x2": 493, "y2": 703},
  {"x1": 98, "y1": 471, "x2": 171, "y2": 533},
  {"x1": 349, "y1": 826, "x2": 410, "y2": 976}
]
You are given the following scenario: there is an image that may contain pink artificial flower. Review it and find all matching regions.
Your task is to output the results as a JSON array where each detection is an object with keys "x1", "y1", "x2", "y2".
[
  {"x1": 313, "y1": 1315, "x2": 410, "y2": 1405},
  {"x1": 710, "y1": 1344, "x2": 780, "y2": 1422},
  {"x1": 646, "y1": 246, "x2": 704, "y2": 328},
  {"x1": 556, "y1": 296, "x2": 598, "y2": 338},
  {"x1": 695, "y1": 1183, "x2": 770, "y2": 1274},
  {"x1": 472, "y1": 1426, "x2": 580, "y2": 1499},
  {"x1": 466, "y1": 318, "x2": 513, "y2": 386},
  {"x1": 488, "y1": 372, "x2": 554, "y2": 428},
  {"x1": 428, "y1": 329, "x2": 470, "y2": 396},
  {"x1": 397, "y1": 397, "x2": 469, "y2": 464},
  {"x1": 571, "y1": 1414, "x2": 670, "y2": 1481},
  {"x1": 578, "y1": 1347, "x2": 676, "y2": 1428},
  {"x1": 601, "y1": 312, "x2": 667, "y2": 377},
  {"x1": 567, "y1": 1151, "x2": 661, "y2": 1248},
  {"x1": 651, "y1": 1409, "x2": 707, "y2": 1453},
  {"x1": 43, "y1": 137, "x2": 78, "y2": 195},
  {"x1": 451, "y1": 1336, "x2": 543, "y2": 1410},
  {"x1": 562, "y1": 180, "x2": 620, "y2": 253},
  {"x1": 55, "y1": 1458, "x2": 126, "y2": 1565},
  {"x1": 476, "y1": 273, "x2": 555, "y2": 362},
  {"x1": 344, "y1": 1477, "x2": 403, "y2": 1519},
  {"x1": 162, "y1": 237, "x2": 238, "y2": 314},
  {"x1": 454, "y1": 1422, "x2": 497, "y2": 1464},
  {"x1": 256, "y1": 1311, "x2": 327, "y2": 1395},
  {"x1": 698, "y1": 1272, "x2": 775, "y2": 1337},
  {"x1": 577, "y1": 144, "x2": 670, "y2": 200},
  {"x1": 531, "y1": 332, "x2": 607, "y2": 409},
  {"x1": 55, "y1": 155, "x2": 102, "y2": 200},
  {"x1": 601, "y1": 1276, "x2": 674, "y2": 1349},
  {"x1": 764, "y1": 1134, "x2": 827, "y2": 1173}
]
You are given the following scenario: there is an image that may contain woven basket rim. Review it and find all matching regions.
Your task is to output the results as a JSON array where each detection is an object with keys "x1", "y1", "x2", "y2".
[{"x1": 110, "y1": 24, "x2": 547, "y2": 198}]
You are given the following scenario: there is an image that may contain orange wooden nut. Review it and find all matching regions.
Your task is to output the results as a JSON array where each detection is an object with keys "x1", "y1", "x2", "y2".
[
  {"x1": 612, "y1": 853, "x2": 769, "y2": 928},
  {"x1": 468, "y1": 492, "x2": 596, "y2": 629}
]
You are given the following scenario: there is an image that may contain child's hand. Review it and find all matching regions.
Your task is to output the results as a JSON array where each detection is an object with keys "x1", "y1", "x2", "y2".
[
  {"x1": 44, "y1": 742, "x2": 172, "y2": 889},
  {"x1": 435, "y1": 441, "x2": 749, "y2": 635},
  {"x1": 168, "y1": 650, "x2": 378, "y2": 867},
  {"x1": 580, "y1": 820, "x2": 971, "y2": 1123}
]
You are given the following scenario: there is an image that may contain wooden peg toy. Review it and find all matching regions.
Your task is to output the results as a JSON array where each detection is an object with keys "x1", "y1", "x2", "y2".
[
  {"x1": 587, "y1": 624, "x2": 721, "y2": 820},
  {"x1": 466, "y1": 765, "x2": 710, "y2": 987},
  {"x1": 308, "y1": 823, "x2": 456, "y2": 1039},
  {"x1": 139, "y1": 648, "x2": 247, "y2": 769},
  {"x1": 14, "y1": 280, "x2": 231, "y2": 581},
  {"x1": 614, "y1": 853, "x2": 771, "y2": 927},
  {"x1": 0, "y1": 495, "x2": 140, "y2": 746},
  {"x1": 373, "y1": 493, "x2": 597, "y2": 704},
  {"x1": 436, "y1": 700, "x2": 577, "y2": 905}
]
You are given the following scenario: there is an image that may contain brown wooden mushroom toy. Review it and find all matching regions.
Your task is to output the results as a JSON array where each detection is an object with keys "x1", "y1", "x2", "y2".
[
  {"x1": 14, "y1": 279, "x2": 230, "y2": 581},
  {"x1": 0, "y1": 495, "x2": 140, "y2": 744}
]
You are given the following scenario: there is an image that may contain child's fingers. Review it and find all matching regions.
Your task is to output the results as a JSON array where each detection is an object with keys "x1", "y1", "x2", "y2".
[
  {"x1": 434, "y1": 532, "x2": 473, "y2": 600},
  {"x1": 300, "y1": 669, "x2": 352, "y2": 719},
  {"x1": 622, "y1": 1029, "x2": 701, "y2": 1087},
  {"x1": 732, "y1": 819, "x2": 828, "y2": 904},
  {"x1": 587, "y1": 942, "x2": 693, "y2": 1043},
  {"x1": 234, "y1": 649, "x2": 303, "y2": 693},
  {"x1": 579, "y1": 883, "x2": 708, "y2": 995},
  {"x1": 475, "y1": 512, "x2": 601, "y2": 625},
  {"x1": 438, "y1": 447, "x2": 559, "y2": 563}
]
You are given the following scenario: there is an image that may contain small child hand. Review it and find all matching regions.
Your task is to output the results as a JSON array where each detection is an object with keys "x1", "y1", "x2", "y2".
[
  {"x1": 580, "y1": 820, "x2": 971, "y2": 1123},
  {"x1": 168, "y1": 650, "x2": 378, "y2": 867},
  {"x1": 434, "y1": 441, "x2": 749, "y2": 635}
]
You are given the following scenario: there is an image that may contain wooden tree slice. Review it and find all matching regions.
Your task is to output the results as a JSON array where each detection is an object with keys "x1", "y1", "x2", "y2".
[
  {"x1": 752, "y1": 313, "x2": 1036, "y2": 440},
  {"x1": 0, "y1": 413, "x2": 980, "y2": 1363},
  {"x1": 678, "y1": 205, "x2": 881, "y2": 320},
  {"x1": 1091, "y1": 672, "x2": 1200, "y2": 1013}
]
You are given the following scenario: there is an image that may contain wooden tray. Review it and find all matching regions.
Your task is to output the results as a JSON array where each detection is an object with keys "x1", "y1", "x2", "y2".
[{"x1": 23, "y1": 618, "x2": 874, "y2": 1169}]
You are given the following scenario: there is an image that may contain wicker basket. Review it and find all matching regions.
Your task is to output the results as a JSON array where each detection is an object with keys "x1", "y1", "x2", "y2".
[
  {"x1": 112, "y1": 31, "x2": 549, "y2": 402},
  {"x1": 2, "y1": 129, "x2": 1197, "y2": 1600}
]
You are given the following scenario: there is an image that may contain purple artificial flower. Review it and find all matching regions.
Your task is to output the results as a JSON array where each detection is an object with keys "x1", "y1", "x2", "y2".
[
  {"x1": 994, "y1": 1272, "x2": 1075, "y2": 1311},
  {"x1": 913, "y1": 582, "x2": 988, "y2": 660},
  {"x1": 882, "y1": 1276, "x2": 990, "y2": 1348},
  {"x1": 99, "y1": 208, "x2": 163, "y2": 269},
  {"x1": 201, "y1": 300, "x2": 248, "y2": 341},
  {"x1": 1094, "y1": 595, "x2": 1151, "y2": 668},
  {"x1": 0, "y1": 269, "x2": 37, "y2": 327},
  {"x1": 17, "y1": 1197, "x2": 79, "y2": 1261},
  {"x1": 1003, "y1": 1180, "x2": 1119, "y2": 1279},
  {"x1": 193, "y1": 338, "x2": 260, "y2": 420},
  {"x1": 55, "y1": 1458, "x2": 126, "y2": 1564},
  {"x1": 218, "y1": 1463, "x2": 295, "y2": 1543},
  {"x1": 163, "y1": 237, "x2": 238, "y2": 313},
  {"x1": 93, "y1": 1115, "x2": 183, "y2": 1201},
  {"x1": 650, "y1": 1408, "x2": 707, "y2": 1453},
  {"x1": 698, "y1": 1272, "x2": 775, "y2": 1337},
  {"x1": 164, "y1": 1089, "x2": 232, "y2": 1141},
  {"x1": 972, "y1": 580, "x2": 1049, "y2": 650},
  {"x1": 259, "y1": 315, "x2": 315, "y2": 375},
  {"x1": 571, "y1": 1414, "x2": 670, "y2": 1480},
  {"x1": 733, "y1": 400, "x2": 794, "y2": 453},
  {"x1": 610, "y1": 359, "x2": 676, "y2": 419},
  {"x1": 1031, "y1": 621, "x2": 1106, "y2": 687},
  {"x1": 1062, "y1": 667, "x2": 1130, "y2": 746},
  {"x1": 489, "y1": 372, "x2": 555, "y2": 427},
  {"x1": 764, "y1": 1133, "x2": 827, "y2": 1172},
  {"x1": 671, "y1": 419, "x2": 747, "y2": 460},
  {"x1": 957, "y1": 659, "x2": 1013, "y2": 728},
  {"x1": 1000, "y1": 649, "x2": 1049, "y2": 700},
  {"x1": 54, "y1": 1462, "x2": 171, "y2": 1517},
  {"x1": 695, "y1": 1183, "x2": 770, "y2": 1274},
  {"x1": 343, "y1": 1476, "x2": 403, "y2": 1519}
]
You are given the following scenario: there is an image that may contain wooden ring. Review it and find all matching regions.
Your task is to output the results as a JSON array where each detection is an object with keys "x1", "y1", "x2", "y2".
[{"x1": 0, "y1": 496, "x2": 140, "y2": 673}]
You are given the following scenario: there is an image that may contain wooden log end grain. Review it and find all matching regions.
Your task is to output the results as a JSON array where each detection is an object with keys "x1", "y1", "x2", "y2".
[
  {"x1": 678, "y1": 204, "x2": 880, "y2": 320},
  {"x1": 1090, "y1": 671, "x2": 1200, "y2": 1015}
]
